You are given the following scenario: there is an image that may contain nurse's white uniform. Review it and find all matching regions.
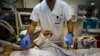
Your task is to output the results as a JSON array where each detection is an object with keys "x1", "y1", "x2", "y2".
[{"x1": 30, "y1": 0, "x2": 73, "y2": 42}]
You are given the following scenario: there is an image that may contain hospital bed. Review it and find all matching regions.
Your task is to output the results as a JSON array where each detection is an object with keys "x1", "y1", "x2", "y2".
[{"x1": 0, "y1": 39, "x2": 100, "y2": 56}]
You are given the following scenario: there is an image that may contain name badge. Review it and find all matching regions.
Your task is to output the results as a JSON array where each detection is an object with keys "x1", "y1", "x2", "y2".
[{"x1": 54, "y1": 15, "x2": 64, "y2": 24}]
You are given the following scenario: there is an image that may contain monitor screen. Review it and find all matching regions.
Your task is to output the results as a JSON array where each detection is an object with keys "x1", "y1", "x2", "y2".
[
  {"x1": 18, "y1": 12, "x2": 32, "y2": 29},
  {"x1": 21, "y1": 14, "x2": 32, "y2": 25}
]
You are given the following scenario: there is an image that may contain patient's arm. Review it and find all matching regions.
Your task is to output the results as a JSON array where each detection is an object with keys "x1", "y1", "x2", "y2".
[{"x1": 0, "y1": 40, "x2": 27, "y2": 56}]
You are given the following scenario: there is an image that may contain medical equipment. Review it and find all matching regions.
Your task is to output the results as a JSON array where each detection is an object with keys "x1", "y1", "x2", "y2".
[
  {"x1": 0, "y1": 19, "x2": 17, "y2": 42},
  {"x1": 17, "y1": 12, "x2": 32, "y2": 30},
  {"x1": 0, "y1": 19, "x2": 15, "y2": 35},
  {"x1": 81, "y1": 37, "x2": 95, "y2": 48},
  {"x1": 83, "y1": 19, "x2": 97, "y2": 29}
]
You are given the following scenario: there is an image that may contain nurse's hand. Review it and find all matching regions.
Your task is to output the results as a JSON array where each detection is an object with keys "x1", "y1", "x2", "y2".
[
  {"x1": 43, "y1": 30, "x2": 53, "y2": 37},
  {"x1": 65, "y1": 33, "x2": 74, "y2": 45},
  {"x1": 20, "y1": 34, "x2": 31, "y2": 49}
]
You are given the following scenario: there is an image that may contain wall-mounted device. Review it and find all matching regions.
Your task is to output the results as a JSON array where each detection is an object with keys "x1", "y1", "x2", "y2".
[{"x1": 18, "y1": 12, "x2": 32, "y2": 30}]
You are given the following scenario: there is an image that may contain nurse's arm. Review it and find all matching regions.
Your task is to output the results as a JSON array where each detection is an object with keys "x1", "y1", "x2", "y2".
[
  {"x1": 27, "y1": 21, "x2": 37, "y2": 37},
  {"x1": 67, "y1": 19, "x2": 74, "y2": 33}
]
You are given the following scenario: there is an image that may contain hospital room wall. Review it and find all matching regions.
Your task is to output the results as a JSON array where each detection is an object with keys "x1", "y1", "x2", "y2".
[
  {"x1": 16, "y1": 0, "x2": 40, "y2": 8},
  {"x1": 16, "y1": 0, "x2": 23, "y2": 8},
  {"x1": 16, "y1": 0, "x2": 87, "y2": 8}
]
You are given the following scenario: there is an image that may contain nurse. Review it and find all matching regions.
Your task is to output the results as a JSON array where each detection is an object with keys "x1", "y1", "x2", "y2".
[{"x1": 20, "y1": 0, "x2": 74, "y2": 48}]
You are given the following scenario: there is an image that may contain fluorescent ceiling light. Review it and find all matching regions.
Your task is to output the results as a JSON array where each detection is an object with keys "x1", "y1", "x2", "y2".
[{"x1": 91, "y1": 2, "x2": 95, "y2": 5}]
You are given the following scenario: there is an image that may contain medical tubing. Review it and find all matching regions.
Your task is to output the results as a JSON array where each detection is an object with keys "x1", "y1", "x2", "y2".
[
  {"x1": 0, "y1": 19, "x2": 16, "y2": 35},
  {"x1": 0, "y1": 19, "x2": 15, "y2": 33},
  {"x1": 0, "y1": 23, "x2": 14, "y2": 35}
]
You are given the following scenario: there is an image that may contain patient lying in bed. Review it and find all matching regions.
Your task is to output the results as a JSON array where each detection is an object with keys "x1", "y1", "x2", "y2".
[
  {"x1": 1, "y1": 31, "x2": 100, "y2": 56},
  {"x1": 10, "y1": 31, "x2": 72, "y2": 56}
]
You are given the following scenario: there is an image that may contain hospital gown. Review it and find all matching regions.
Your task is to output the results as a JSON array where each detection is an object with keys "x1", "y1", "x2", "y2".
[
  {"x1": 10, "y1": 39, "x2": 73, "y2": 56},
  {"x1": 10, "y1": 34, "x2": 100, "y2": 56}
]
